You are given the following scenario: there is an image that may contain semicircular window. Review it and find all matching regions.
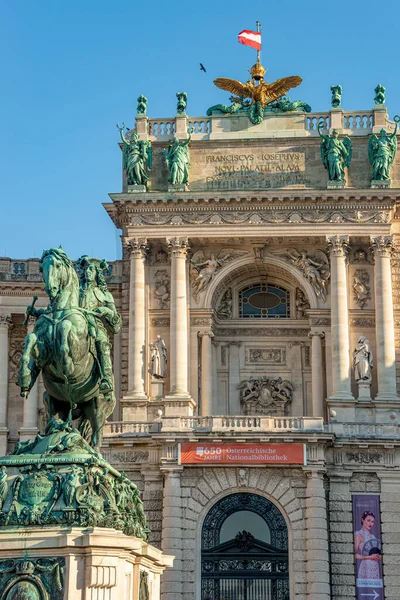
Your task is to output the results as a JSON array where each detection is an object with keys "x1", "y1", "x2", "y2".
[{"x1": 239, "y1": 283, "x2": 290, "y2": 319}]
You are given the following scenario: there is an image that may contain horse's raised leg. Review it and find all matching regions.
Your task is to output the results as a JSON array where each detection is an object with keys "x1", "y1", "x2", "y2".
[
  {"x1": 58, "y1": 320, "x2": 74, "y2": 377},
  {"x1": 18, "y1": 333, "x2": 40, "y2": 397}
]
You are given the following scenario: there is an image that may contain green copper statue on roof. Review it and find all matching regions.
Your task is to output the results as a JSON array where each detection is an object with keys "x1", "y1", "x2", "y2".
[
  {"x1": 117, "y1": 123, "x2": 152, "y2": 187},
  {"x1": 330, "y1": 84, "x2": 342, "y2": 108},
  {"x1": 318, "y1": 122, "x2": 352, "y2": 182},
  {"x1": 164, "y1": 130, "x2": 192, "y2": 185},
  {"x1": 374, "y1": 84, "x2": 386, "y2": 106},
  {"x1": 368, "y1": 118, "x2": 399, "y2": 181},
  {"x1": 136, "y1": 94, "x2": 148, "y2": 116},
  {"x1": 176, "y1": 92, "x2": 188, "y2": 115}
]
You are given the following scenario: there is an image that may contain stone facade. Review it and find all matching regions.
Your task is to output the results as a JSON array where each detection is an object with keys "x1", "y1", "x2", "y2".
[{"x1": 2, "y1": 100, "x2": 400, "y2": 599}]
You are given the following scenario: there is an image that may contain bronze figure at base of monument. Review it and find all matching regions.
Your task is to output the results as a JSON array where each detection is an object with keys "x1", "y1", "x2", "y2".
[{"x1": 0, "y1": 248, "x2": 172, "y2": 600}]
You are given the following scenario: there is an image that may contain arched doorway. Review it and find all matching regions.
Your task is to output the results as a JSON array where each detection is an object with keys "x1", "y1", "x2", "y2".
[{"x1": 201, "y1": 493, "x2": 289, "y2": 600}]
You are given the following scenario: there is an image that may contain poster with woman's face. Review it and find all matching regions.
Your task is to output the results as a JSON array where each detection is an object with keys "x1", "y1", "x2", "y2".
[{"x1": 352, "y1": 495, "x2": 384, "y2": 600}]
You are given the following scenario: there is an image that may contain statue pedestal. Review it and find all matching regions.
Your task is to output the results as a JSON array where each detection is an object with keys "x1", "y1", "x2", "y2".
[
  {"x1": 0, "y1": 527, "x2": 173, "y2": 600},
  {"x1": 168, "y1": 184, "x2": 189, "y2": 192},
  {"x1": 150, "y1": 377, "x2": 165, "y2": 400},
  {"x1": 327, "y1": 180, "x2": 345, "y2": 189},
  {"x1": 371, "y1": 179, "x2": 391, "y2": 188},
  {"x1": 127, "y1": 184, "x2": 147, "y2": 193},
  {"x1": 357, "y1": 382, "x2": 372, "y2": 401}
]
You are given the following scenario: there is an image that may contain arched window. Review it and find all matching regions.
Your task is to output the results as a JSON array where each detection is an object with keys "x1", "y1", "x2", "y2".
[
  {"x1": 239, "y1": 283, "x2": 290, "y2": 319},
  {"x1": 201, "y1": 493, "x2": 289, "y2": 599}
]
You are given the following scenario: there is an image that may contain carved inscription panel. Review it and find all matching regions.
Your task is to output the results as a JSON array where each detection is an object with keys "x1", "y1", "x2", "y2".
[{"x1": 193, "y1": 150, "x2": 308, "y2": 190}]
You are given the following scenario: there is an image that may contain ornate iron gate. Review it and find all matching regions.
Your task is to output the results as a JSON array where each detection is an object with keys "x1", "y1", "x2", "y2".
[{"x1": 201, "y1": 493, "x2": 289, "y2": 600}]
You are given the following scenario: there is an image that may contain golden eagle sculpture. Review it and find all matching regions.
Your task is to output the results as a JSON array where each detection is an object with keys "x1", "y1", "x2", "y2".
[{"x1": 213, "y1": 62, "x2": 302, "y2": 124}]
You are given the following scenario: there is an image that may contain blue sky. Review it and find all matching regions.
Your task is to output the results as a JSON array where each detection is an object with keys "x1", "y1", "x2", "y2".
[{"x1": 1, "y1": 0, "x2": 398, "y2": 261}]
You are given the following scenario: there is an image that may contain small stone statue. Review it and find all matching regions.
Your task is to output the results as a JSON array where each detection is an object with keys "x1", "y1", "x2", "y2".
[
  {"x1": 330, "y1": 84, "x2": 342, "y2": 108},
  {"x1": 318, "y1": 123, "x2": 352, "y2": 182},
  {"x1": 117, "y1": 123, "x2": 152, "y2": 187},
  {"x1": 163, "y1": 130, "x2": 192, "y2": 185},
  {"x1": 295, "y1": 288, "x2": 310, "y2": 319},
  {"x1": 148, "y1": 335, "x2": 167, "y2": 379},
  {"x1": 176, "y1": 92, "x2": 188, "y2": 115},
  {"x1": 136, "y1": 94, "x2": 148, "y2": 116},
  {"x1": 353, "y1": 336, "x2": 373, "y2": 383},
  {"x1": 368, "y1": 120, "x2": 399, "y2": 181},
  {"x1": 217, "y1": 288, "x2": 233, "y2": 319},
  {"x1": 374, "y1": 84, "x2": 386, "y2": 106}
]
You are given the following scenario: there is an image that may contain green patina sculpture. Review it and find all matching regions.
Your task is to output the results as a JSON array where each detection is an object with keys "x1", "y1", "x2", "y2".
[
  {"x1": 139, "y1": 571, "x2": 150, "y2": 600},
  {"x1": 163, "y1": 130, "x2": 192, "y2": 185},
  {"x1": 368, "y1": 120, "x2": 399, "y2": 181},
  {"x1": 206, "y1": 95, "x2": 311, "y2": 118},
  {"x1": 137, "y1": 94, "x2": 148, "y2": 116},
  {"x1": 318, "y1": 123, "x2": 352, "y2": 182},
  {"x1": 117, "y1": 123, "x2": 152, "y2": 187},
  {"x1": 331, "y1": 84, "x2": 342, "y2": 108},
  {"x1": 176, "y1": 91, "x2": 188, "y2": 115},
  {"x1": 374, "y1": 84, "x2": 386, "y2": 106},
  {"x1": 0, "y1": 558, "x2": 64, "y2": 600},
  {"x1": 18, "y1": 247, "x2": 122, "y2": 451}
]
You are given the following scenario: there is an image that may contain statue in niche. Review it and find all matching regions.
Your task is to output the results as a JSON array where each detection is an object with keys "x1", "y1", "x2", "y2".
[
  {"x1": 295, "y1": 288, "x2": 310, "y2": 318},
  {"x1": 163, "y1": 130, "x2": 192, "y2": 185},
  {"x1": 353, "y1": 336, "x2": 373, "y2": 383},
  {"x1": 176, "y1": 91, "x2": 188, "y2": 115},
  {"x1": 331, "y1": 84, "x2": 342, "y2": 108},
  {"x1": 217, "y1": 288, "x2": 233, "y2": 319},
  {"x1": 117, "y1": 123, "x2": 152, "y2": 187},
  {"x1": 148, "y1": 335, "x2": 167, "y2": 379},
  {"x1": 238, "y1": 376, "x2": 293, "y2": 416},
  {"x1": 283, "y1": 249, "x2": 330, "y2": 303},
  {"x1": 374, "y1": 84, "x2": 386, "y2": 106},
  {"x1": 368, "y1": 119, "x2": 399, "y2": 181},
  {"x1": 190, "y1": 249, "x2": 248, "y2": 301},
  {"x1": 136, "y1": 94, "x2": 148, "y2": 116},
  {"x1": 318, "y1": 123, "x2": 352, "y2": 182},
  {"x1": 353, "y1": 270, "x2": 371, "y2": 309}
]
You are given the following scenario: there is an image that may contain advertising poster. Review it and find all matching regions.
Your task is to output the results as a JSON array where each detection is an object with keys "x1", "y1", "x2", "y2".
[
  {"x1": 179, "y1": 443, "x2": 306, "y2": 465},
  {"x1": 352, "y1": 495, "x2": 384, "y2": 600}
]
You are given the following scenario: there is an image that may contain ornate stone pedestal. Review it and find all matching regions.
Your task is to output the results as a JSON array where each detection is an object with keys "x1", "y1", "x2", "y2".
[
  {"x1": 371, "y1": 179, "x2": 391, "y2": 188},
  {"x1": 327, "y1": 180, "x2": 345, "y2": 189},
  {"x1": 150, "y1": 377, "x2": 165, "y2": 400},
  {"x1": 128, "y1": 184, "x2": 147, "y2": 193},
  {"x1": 0, "y1": 527, "x2": 173, "y2": 600},
  {"x1": 357, "y1": 382, "x2": 372, "y2": 401},
  {"x1": 168, "y1": 184, "x2": 189, "y2": 192}
]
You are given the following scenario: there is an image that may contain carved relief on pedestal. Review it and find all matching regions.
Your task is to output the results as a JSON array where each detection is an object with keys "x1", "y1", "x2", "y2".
[
  {"x1": 352, "y1": 269, "x2": 371, "y2": 309},
  {"x1": 238, "y1": 376, "x2": 293, "y2": 416},
  {"x1": 245, "y1": 348, "x2": 286, "y2": 365}
]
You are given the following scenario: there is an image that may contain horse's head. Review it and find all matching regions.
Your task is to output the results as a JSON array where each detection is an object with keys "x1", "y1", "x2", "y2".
[{"x1": 40, "y1": 248, "x2": 77, "y2": 302}]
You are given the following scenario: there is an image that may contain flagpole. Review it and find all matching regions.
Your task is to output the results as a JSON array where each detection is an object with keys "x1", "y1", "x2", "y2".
[{"x1": 256, "y1": 20, "x2": 261, "y2": 64}]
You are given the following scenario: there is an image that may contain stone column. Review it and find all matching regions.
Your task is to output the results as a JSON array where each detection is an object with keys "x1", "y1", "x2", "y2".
[
  {"x1": 326, "y1": 235, "x2": 354, "y2": 400},
  {"x1": 0, "y1": 314, "x2": 11, "y2": 455},
  {"x1": 228, "y1": 342, "x2": 241, "y2": 414},
  {"x1": 371, "y1": 235, "x2": 399, "y2": 400},
  {"x1": 161, "y1": 467, "x2": 183, "y2": 600},
  {"x1": 198, "y1": 331, "x2": 214, "y2": 415},
  {"x1": 127, "y1": 238, "x2": 148, "y2": 400},
  {"x1": 166, "y1": 237, "x2": 190, "y2": 398},
  {"x1": 309, "y1": 331, "x2": 325, "y2": 418},
  {"x1": 305, "y1": 470, "x2": 330, "y2": 600},
  {"x1": 19, "y1": 319, "x2": 39, "y2": 441}
]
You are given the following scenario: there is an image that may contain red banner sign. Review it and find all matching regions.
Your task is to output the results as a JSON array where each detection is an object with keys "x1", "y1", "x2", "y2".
[{"x1": 179, "y1": 443, "x2": 306, "y2": 465}]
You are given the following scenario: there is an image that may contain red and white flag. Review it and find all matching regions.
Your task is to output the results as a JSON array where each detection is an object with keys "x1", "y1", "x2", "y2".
[{"x1": 238, "y1": 29, "x2": 261, "y2": 51}]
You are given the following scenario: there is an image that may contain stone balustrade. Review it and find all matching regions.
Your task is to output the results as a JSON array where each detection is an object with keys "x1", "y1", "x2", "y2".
[
  {"x1": 103, "y1": 415, "x2": 325, "y2": 437},
  {"x1": 143, "y1": 108, "x2": 394, "y2": 142},
  {"x1": 0, "y1": 257, "x2": 121, "y2": 283}
]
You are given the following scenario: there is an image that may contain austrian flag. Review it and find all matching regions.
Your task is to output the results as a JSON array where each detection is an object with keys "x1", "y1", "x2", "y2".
[{"x1": 238, "y1": 29, "x2": 261, "y2": 51}]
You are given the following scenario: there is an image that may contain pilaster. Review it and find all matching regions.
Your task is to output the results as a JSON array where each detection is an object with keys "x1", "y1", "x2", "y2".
[
  {"x1": 305, "y1": 469, "x2": 330, "y2": 600},
  {"x1": 198, "y1": 331, "x2": 214, "y2": 416},
  {"x1": 370, "y1": 235, "x2": 399, "y2": 401},
  {"x1": 326, "y1": 235, "x2": 355, "y2": 418},
  {"x1": 0, "y1": 314, "x2": 11, "y2": 455},
  {"x1": 228, "y1": 341, "x2": 241, "y2": 414},
  {"x1": 161, "y1": 466, "x2": 183, "y2": 600},
  {"x1": 309, "y1": 330, "x2": 326, "y2": 418}
]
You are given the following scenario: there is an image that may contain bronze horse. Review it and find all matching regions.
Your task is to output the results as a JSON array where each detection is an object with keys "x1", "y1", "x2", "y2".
[{"x1": 18, "y1": 248, "x2": 118, "y2": 451}]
